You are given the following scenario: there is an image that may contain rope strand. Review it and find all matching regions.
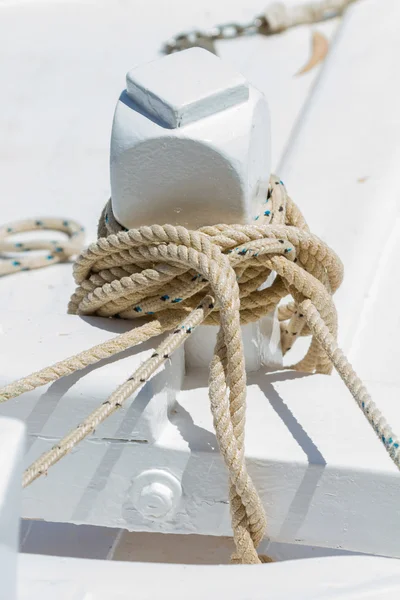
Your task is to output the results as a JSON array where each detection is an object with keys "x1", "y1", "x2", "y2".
[{"x1": 22, "y1": 296, "x2": 215, "y2": 487}]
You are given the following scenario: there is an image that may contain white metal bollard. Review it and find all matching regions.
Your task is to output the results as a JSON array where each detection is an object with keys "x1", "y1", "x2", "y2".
[
  {"x1": 110, "y1": 48, "x2": 281, "y2": 371},
  {"x1": 111, "y1": 48, "x2": 270, "y2": 231},
  {"x1": 0, "y1": 417, "x2": 25, "y2": 600}
]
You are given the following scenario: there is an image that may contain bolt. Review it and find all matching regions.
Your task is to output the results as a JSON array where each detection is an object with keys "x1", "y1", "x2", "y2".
[
  {"x1": 130, "y1": 469, "x2": 182, "y2": 520},
  {"x1": 137, "y1": 482, "x2": 174, "y2": 518}
]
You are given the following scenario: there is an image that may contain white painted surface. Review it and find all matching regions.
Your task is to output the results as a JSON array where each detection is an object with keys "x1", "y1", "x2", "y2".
[
  {"x1": 18, "y1": 372, "x2": 400, "y2": 558},
  {"x1": 112, "y1": 48, "x2": 270, "y2": 231},
  {"x1": 0, "y1": 417, "x2": 25, "y2": 600},
  {"x1": 130, "y1": 469, "x2": 182, "y2": 519},
  {"x1": 186, "y1": 313, "x2": 282, "y2": 371},
  {"x1": 280, "y1": 0, "x2": 400, "y2": 357},
  {"x1": 17, "y1": 553, "x2": 400, "y2": 599},
  {"x1": 0, "y1": 0, "x2": 337, "y2": 288},
  {"x1": 0, "y1": 313, "x2": 184, "y2": 443},
  {"x1": 0, "y1": 0, "x2": 399, "y2": 563},
  {"x1": 126, "y1": 48, "x2": 249, "y2": 129},
  {"x1": 19, "y1": 520, "x2": 361, "y2": 563}
]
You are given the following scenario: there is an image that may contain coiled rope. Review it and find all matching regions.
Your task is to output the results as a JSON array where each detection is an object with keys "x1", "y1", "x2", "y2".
[
  {"x1": 0, "y1": 218, "x2": 84, "y2": 276},
  {"x1": 1, "y1": 175, "x2": 399, "y2": 564}
]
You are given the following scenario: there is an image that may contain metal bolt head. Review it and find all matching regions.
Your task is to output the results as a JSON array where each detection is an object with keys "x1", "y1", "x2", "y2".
[
  {"x1": 131, "y1": 469, "x2": 182, "y2": 520},
  {"x1": 137, "y1": 482, "x2": 174, "y2": 518}
]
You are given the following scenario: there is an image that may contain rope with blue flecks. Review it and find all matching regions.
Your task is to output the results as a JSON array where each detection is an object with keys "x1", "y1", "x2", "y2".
[
  {"x1": 0, "y1": 218, "x2": 84, "y2": 276},
  {"x1": 1, "y1": 175, "x2": 399, "y2": 565}
]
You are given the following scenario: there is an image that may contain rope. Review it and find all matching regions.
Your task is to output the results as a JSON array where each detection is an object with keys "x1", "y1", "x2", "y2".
[
  {"x1": 264, "y1": 0, "x2": 359, "y2": 34},
  {"x1": 0, "y1": 218, "x2": 84, "y2": 276},
  {"x1": 1, "y1": 175, "x2": 399, "y2": 564}
]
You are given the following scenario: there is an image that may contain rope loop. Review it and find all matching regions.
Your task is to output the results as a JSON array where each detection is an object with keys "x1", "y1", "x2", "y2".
[
  {"x1": 79, "y1": 176, "x2": 343, "y2": 376},
  {"x1": 0, "y1": 217, "x2": 84, "y2": 276}
]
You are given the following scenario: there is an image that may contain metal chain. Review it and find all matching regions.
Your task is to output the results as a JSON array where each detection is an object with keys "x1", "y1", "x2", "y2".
[
  {"x1": 163, "y1": 15, "x2": 268, "y2": 54},
  {"x1": 162, "y1": 1, "x2": 357, "y2": 55}
]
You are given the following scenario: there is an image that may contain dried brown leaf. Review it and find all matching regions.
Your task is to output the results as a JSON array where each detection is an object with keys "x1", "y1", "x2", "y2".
[{"x1": 297, "y1": 30, "x2": 329, "y2": 76}]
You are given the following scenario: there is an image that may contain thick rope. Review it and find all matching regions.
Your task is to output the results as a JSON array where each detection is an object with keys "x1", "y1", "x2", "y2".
[
  {"x1": 1, "y1": 175, "x2": 399, "y2": 564},
  {"x1": 264, "y1": 0, "x2": 359, "y2": 33}
]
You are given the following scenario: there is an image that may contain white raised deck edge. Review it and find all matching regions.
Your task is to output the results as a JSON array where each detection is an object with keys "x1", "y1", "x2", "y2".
[
  {"x1": 17, "y1": 554, "x2": 400, "y2": 599},
  {"x1": 0, "y1": 417, "x2": 25, "y2": 600},
  {"x1": 0, "y1": 415, "x2": 397, "y2": 599}
]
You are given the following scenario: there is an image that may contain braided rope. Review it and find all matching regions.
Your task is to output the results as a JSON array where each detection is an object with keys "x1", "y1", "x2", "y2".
[
  {"x1": 0, "y1": 218, "x2": 84, "y2": 276},
  {"x1": 264, "y1": 0, "x2": 359, "y2": 34},
  {"x1": 1, "y1": 175, "x2": 399, "y2": 564}
]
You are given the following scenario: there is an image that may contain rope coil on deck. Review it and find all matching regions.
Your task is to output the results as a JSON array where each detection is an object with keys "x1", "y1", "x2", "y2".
[
  {"x1": 0, "y1": 218, "x2": 84, "y2": 276},
  {"x1": 1, "y1": 175, "x2": 399, "y2": 565}
]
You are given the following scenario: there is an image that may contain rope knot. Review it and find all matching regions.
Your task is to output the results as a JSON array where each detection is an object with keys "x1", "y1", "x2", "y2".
[
  {"x1": 71, "y1": 175, "x2": 343, "y2": 374},
  {"x1": 66, "y1": 174, "x2": 344, "y2": 564}
]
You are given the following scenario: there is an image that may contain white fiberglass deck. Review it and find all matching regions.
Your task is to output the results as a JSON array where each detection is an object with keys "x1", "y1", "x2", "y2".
[{"x1": 0, "y1": 0, "x2": 400, "y2": 564}]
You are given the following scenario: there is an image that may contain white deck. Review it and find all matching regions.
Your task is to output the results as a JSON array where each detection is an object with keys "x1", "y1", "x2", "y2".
[
  {"x1": 1, "y1": 0, "x2": 400, "y2": 564},
  {"x1": 16, "y1": 554, "x2": 400, "y2": 599}
]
